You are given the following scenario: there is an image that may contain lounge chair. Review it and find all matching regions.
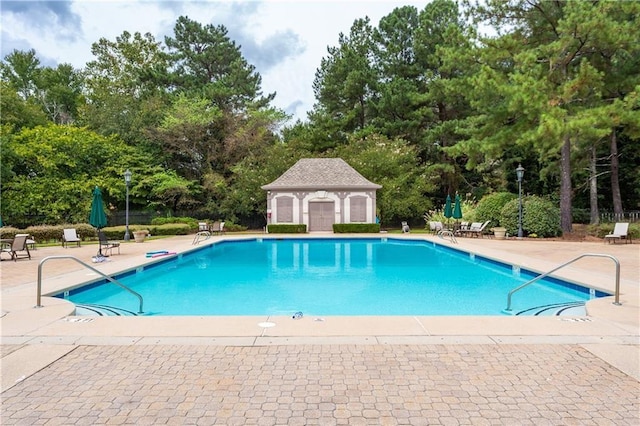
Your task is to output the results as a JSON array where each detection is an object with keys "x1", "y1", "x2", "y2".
[
  {"x1": 210, "y1": 221, "x2": 225, "y2": 235},
  {"x1": 62, "y1": 228, "x2": 81, "y2": 248},
  {"x1": 604, "y1": 223, "x2": 631, "y2": 244},
  {"x1": 460, "y1": 222, "x2": 481, "y2": 237},
  {"x1": 198, "y1": 222, "x2": 209, "y2": 231},
  {"x1": 467, "y1": 220, "x2": 491, "y2": 238},
  {"x1": 1, "y1": 234, "x2": 31, "y2": 261},
  {"x1": 98, "y1": 230, "x2": 120, "y2": 255},
  {"x1": 429, "y1": 221, "x2": 444, "y2": 234},
  {"x1": 26, "y1": 235, "x2": 36, "y2": 250},
  {"x1": 455, "y1": 222, "x2": 469, "y2": 236}
]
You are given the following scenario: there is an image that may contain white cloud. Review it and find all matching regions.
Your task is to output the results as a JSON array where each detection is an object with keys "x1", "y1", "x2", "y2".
[{"x1": 1, "y1": 0, "x2": 432, "y2": 123}]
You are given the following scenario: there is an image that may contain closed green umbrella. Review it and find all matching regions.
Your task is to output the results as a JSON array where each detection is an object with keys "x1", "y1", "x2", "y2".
[
  {"x1": 443, "y1": 194, "x2": 453, "y2": 228},
  {"x1": 453, "y1": 194, "x2": 463, "y2": 220},
  {"x1": 89, "y1": 186, "x2": 108, "y2": 255},
  {"x1": 444, "y1": 194, "x2": 452, "y2": 217}
]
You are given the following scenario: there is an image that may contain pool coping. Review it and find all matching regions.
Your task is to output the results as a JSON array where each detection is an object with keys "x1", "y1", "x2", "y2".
[{"x1": 1, "y1": 233, "x2": 639, "y2": 390}]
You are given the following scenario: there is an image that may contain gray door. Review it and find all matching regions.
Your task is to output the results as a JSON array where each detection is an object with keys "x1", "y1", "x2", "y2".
[{"x1": 309, "y1": 201, "x2": 335, "y2": 232}]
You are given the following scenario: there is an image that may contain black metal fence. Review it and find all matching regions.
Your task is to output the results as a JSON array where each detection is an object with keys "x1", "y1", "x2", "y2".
[{"x1": 109, "y1": 211, "x2": 158, "y2": 226}]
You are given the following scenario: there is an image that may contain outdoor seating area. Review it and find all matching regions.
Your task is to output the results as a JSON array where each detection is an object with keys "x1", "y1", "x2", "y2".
[
  {"x1": 196, "y1": 220, "x2": 226, "y2": 235},
  {"x1": 434, "y1": 220, "x2": 493, "y2": 239}
]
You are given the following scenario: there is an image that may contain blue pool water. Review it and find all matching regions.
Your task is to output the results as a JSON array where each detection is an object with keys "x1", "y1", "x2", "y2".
[{"x1": 59, "y1": 238, "x2": 608, "y2": 316}]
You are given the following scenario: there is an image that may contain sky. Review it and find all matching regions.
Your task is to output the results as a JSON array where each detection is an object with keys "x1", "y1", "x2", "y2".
[{"x1": 1, "y1": 0, "x2": 432, "y2": 123}]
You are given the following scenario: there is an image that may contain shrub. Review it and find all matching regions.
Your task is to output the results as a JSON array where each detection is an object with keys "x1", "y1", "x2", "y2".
[
  {"x1": 151, "y1": 216, "x2": 199, "y2": 230},
  {"x1": 475, "y1": 192, "x2": 516, "y2": 228},
  {"x1": 149, "y1": 223, "x2": 190, "y2": 236},
  {"x1": 333, "y1": 223, "x2": 381, "y2": 233},
  {"x1": 0, "y1": 227, "x2": 20, "y2": 239},
  {"x1": 500, "y1": 196, "x2": 561, "y2": 237},
  {"x1": 101, "y1": 226, "x2": 149, "y2": 240},
  {"x1": 267, "y1": 224, "x2": 307, "y2": 233},
  {"x1": 24, "y1": 225, "x2": 62, "y2": 242},
  {"x1": 221, "y1": 221, "x2": 247, "y2": 232},
  {"x1": 101, "y1": 227, "x2": 126, "y2": 240},
  {"x1": 523, "y1": 197, "x2": 561, "y2": 237}
]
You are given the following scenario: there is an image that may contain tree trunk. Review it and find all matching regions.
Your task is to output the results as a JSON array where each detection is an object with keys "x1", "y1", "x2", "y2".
[
  {"x1": 560, "y1": 134, "x2": 573, "y2": 234},
  {"x1": 589, "y1": 143, "x2": 599, "y2": 225},
  {"x1": 610, "y1": 129, "x2": 623, "y2": 217},
  {"x1": 358, "y1": 95, "x2": 366, "y2": 130}
]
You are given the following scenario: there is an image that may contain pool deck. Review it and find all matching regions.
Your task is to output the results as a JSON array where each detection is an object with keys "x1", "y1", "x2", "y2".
[{"x1": 1, "y1": 233, "x2": 639, "y2": 424}]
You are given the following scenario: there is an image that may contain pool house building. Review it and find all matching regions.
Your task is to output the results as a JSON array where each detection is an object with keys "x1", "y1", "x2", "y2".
[{"x1": 261, "y1": 158, "x2": 382, "y2": 232}]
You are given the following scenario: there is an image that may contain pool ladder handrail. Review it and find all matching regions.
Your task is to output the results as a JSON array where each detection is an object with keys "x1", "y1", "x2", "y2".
[
  {"x1": 36, "y1": 255, "x2": 144, "y2": 314},
  {"x1": 192, "y1": 231, "x2": 211, "y2": 245},
  {"x1": 504, "y1": 253, "x2": 620, "y2": 313},
  {"x1": 437, "y1": 229, "x2": 457, "y2": 244}
]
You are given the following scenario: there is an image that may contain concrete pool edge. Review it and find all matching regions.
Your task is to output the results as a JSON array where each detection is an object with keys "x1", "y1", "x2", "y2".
[{"x1": 2, "y1": 233, "x2": 638, "y2": 336}]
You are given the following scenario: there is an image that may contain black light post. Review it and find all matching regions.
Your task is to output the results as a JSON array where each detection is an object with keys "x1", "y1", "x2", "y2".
[
  {"x1": 516, "y1": 164, "x2": 525, "y2": 239},
  {"x1": 124, "y1": 169, "x2": 132, "y2": 241}
]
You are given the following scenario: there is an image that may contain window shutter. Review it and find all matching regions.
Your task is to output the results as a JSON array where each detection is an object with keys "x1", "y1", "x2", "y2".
[
  {"x1": 276, "y1": 197, "x2": 293, "y2": 223},
  {"x1": 350, "y1": 196, "x2": 366, "y2": 222}
]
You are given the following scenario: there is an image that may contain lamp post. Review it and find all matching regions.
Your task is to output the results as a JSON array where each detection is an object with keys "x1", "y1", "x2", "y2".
[
  {"x1": 516, "y1": 164, "x2": 525, "y2": 239},
  {"x1": 124, "y1": 169, "x2": 132, "y2": 241}
]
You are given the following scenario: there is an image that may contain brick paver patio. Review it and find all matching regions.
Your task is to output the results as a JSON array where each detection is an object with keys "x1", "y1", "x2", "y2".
[{"x1": 2, "y1": 344, "x2": 639, "y2": 425}]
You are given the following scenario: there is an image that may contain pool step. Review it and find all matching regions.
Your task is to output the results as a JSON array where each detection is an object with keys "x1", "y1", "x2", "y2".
[
  {"x1": 75, "y1": 304, "x2": 139, "y2": 316},
  {"x1": 515, "y1": 301, "x2": 586, "y2": 316}
]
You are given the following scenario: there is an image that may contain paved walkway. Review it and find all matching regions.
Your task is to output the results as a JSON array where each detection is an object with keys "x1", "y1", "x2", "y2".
[
  {"x1": 1, "y1": 234, "x2": 639, "y2": 424},
  {"x1": 2, "y1": 344, "x2": 638, "y2": 425}
]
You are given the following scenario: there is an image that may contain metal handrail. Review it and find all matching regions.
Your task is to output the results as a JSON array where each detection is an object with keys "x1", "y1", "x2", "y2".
[
  {"x1": 505, "y1": 253, "x2": 621, "y2": 312},
  {"x1": 437, "y1": 229, "x2": 458, "y2": 244},
  {"x1": 192, "y1": 231, "x2": 211, "y2": 245},
  {"x1": 36, "y1": 255, "x2": 144, "y2": 314}
]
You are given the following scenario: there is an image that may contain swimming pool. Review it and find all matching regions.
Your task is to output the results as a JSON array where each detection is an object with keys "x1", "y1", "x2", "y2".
[{"x1": 57, "y1": 238, "x2": 609, "y2": 316}]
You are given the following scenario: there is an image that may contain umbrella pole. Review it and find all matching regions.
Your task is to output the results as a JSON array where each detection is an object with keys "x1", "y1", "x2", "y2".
[{"x1": 96, "y1": 228, "x2": 104, "y2": 257}]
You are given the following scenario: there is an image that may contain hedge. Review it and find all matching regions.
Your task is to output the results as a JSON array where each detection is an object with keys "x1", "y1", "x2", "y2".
[
  {"x1": 333, "y1": 223, "x2": 381, "y2": 233},
  {"x1": 150, "y1": 217, "x2": 248, "y2": 232},
  {"x1": 151, "y1": 216, "x2": 199, "y2": 230},
  {"x1": 267, "y1": 224, "x2": 307, "y2": 233},
  {"x1": 0, "y1": 223, "x2": 97, "y2": 243},
  {"x1": 100, "y1": 224, "x2": 191, "y2": 239}
]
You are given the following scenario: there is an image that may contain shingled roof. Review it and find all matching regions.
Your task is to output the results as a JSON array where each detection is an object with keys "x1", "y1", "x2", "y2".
[{"x1": 262, "y1": 158, "x2": 381, "y2": 190}]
